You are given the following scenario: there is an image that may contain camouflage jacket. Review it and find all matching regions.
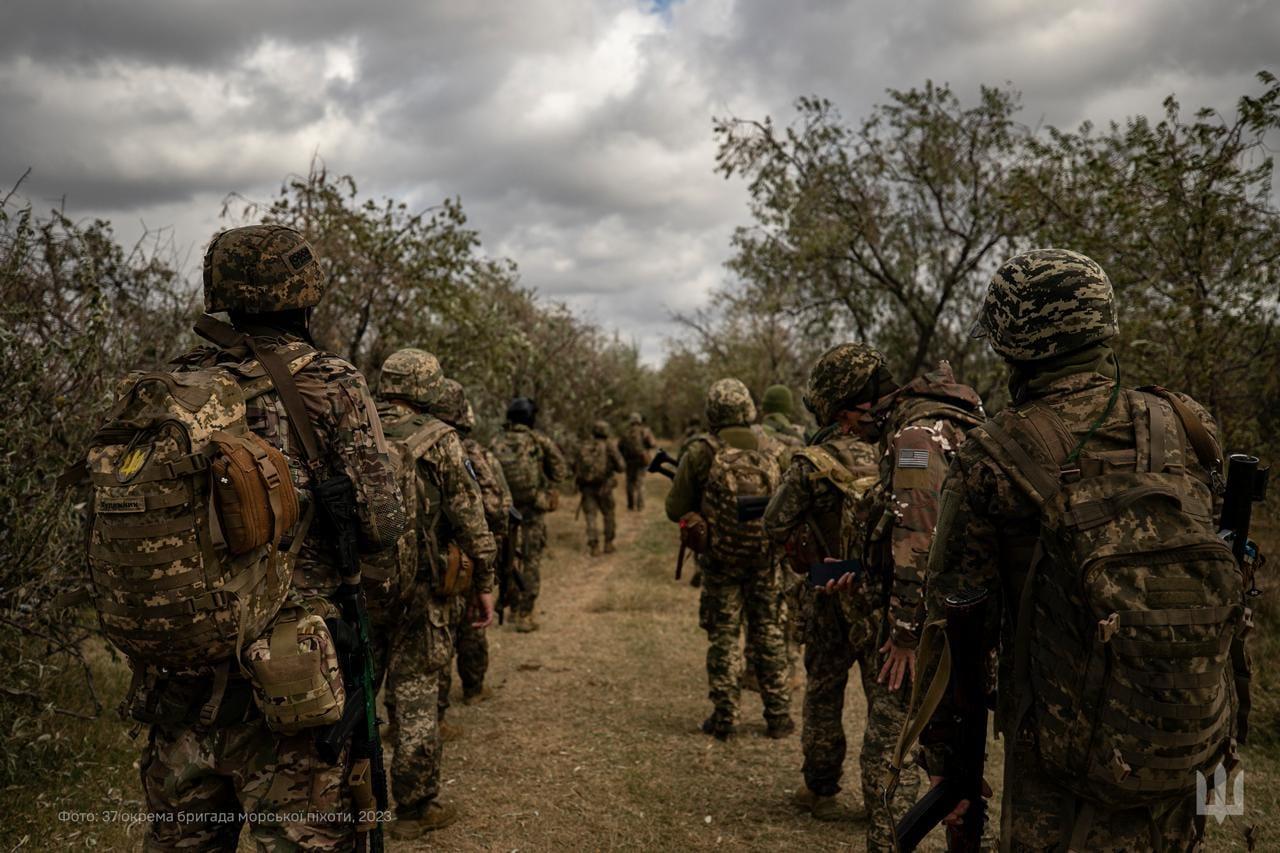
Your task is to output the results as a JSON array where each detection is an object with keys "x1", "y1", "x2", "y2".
[
  {"x1": 761, "y1": 412, "x2": 805, "y2": 448},
  {"x1": 493, "y1": 423, "x2": 570, "y2": 507},
  {"x1": 574, "y1": 437, "x2": 626, "y2": 491},
  {"x1": 463, "y1": 437, "x2": 513, "y2": 536},
  {"x1": 174, "y1": 334, "x2": 406, "y2": 595},
  {"x1": 868, "y1": 361, "x2": 984, "y2": 647},
  {"x1": 923, "y1": 366, "x2": 1220, "y2": 773},
  {"x1": 380, "y1": 401, "x2": 497, "y2": 594}
]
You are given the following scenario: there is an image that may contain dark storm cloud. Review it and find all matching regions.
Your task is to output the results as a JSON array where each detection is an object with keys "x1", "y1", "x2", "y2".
[{"x1": 1, "y1": 0, "x2": 1275, "y2": 362}]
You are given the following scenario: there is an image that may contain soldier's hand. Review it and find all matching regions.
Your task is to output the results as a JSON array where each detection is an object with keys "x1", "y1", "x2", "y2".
[
  {"x1": 877, "y1": 639, "x2": 916, "y2": 691},
  {"x1": 928, "y1": 776, "x2": 992, "y2": 828},
  {"x1": 818, "y1": 557, "x2": 857, "y2": 595},
  {"x1": 471, "y1": 592, "x2": 496, "y2": 628}
]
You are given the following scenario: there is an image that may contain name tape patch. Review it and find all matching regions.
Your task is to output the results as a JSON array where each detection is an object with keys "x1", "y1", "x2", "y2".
[
  {"x1": 99, "y1": 496, "x2": 147, "y2": 514},
  {"x1": 897, "y1": 448, "x2": 930, "y2": 469}
]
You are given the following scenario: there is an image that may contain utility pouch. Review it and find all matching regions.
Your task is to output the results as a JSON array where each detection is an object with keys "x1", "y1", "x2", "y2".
[
  {"x1": 535, "y1": 489, "x2": 561, "y2": 513},
  {"x1": 437, "y1": 542, "x2": 475, "y2": 598},
  {"x1": 209, "y1": 430, "x2": 299, "y2": 555},
  {"x1": 244, "y1": 601, "x2": 346, "y2": 734},
  {"x1": 679, "y1": 512, "x2": 709, "y2": 555}
]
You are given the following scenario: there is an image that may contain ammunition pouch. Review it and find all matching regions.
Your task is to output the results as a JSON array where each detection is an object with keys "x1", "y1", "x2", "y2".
[{"x1": 243, "y1": 601, "x2": 346, "y2": 734}]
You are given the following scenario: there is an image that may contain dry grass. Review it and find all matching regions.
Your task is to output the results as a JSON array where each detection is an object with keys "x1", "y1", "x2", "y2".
[{"x1": 2, "y1": 475, "x2": 1275, "y2": 850}]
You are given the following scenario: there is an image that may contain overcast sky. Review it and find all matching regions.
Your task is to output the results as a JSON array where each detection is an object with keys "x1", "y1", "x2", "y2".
[{"x1": 2, "y1": 0, "x2": 1276, "y2": 362}]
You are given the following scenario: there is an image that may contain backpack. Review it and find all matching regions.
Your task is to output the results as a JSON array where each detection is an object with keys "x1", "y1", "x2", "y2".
[
  {"x1": 362, "y1": 409, "x2": 455, "y2": 625},
  {"x1": 971, "y1": 387, "x2": 1244, "y2": 810},
  {"x1": 698, "y1": 435, "x2": 781, "y2": 567},
  {"x1": 81, "y1": 345, "x2": 315, "y2": 671},
  {"x1": 492, "y1": 428, "x2": 543, "y2": 508},
  {"x1": 575, "y1": 439, "x2": 610, "y2": 486},
  {"x1": 618, "y1": 425, "x2": 648, "y2": 464}
]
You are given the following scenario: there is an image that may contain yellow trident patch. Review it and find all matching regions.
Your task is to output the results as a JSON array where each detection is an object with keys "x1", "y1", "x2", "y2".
[{"x1": 115, "y1": 445, "x2": 153, "y2": 483}]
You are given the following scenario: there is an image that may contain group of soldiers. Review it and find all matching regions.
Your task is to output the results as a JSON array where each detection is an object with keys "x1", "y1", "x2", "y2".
[{"x1": 660, "y1": 248, "x2": 1255, "y2": 852}]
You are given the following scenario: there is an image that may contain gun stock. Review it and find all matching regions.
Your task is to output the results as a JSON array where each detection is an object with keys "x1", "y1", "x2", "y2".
[{"x1": 648, "y1": 448, "x2": 678, "y2": 480}]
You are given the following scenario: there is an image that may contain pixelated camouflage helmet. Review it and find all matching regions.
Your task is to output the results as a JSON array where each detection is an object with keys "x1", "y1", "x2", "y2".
[
  {"x1": 429, "y1": 378, "x2": 475, "y2": 432},
  {"x1": 628, "y1": 411, "x2": 643, "y2": 425},
  {"x1": 507, "y1": 397, "x2": 537, "y2": 427},
  {"x1": 974, "y1": 248, "x2": 1117, "y2": 362},
  {"x1": 761, "y1": 384, "x2": 794, "y2": 417},
  {"x1": 378, "y1": 348, "x2": 444, "y2": 407},
  {"x1": 803, "y1": 343, "x2": 888, "y2": 427},
  {"x1": 705, "y1": 378, "x2": 756, "y2": 429},
  {"x1": 203, "y1": 225, "x2": 324, "y2": 313},
  {"x1": 592, "y1": 419, "x2": 611, "y2": 438}
]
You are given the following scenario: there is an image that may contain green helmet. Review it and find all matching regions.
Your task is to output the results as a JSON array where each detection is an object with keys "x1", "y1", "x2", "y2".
[
  {"x1": 378, "y1": 348, "x2": 444, "y2": 407},
  {"x1": 429, "y1": 378, "x2": 475, "y2": 432},
  {"x1": 974, "y1": 248, "x2": 1117, "y2": 362},
  {"x1": 705, "y1": 378, "x2": 756, "y2": 429},
  {"x1": 803, "y1": 343, "x2": 888, "y2": 427},
  {"x1": 592, "y1": 419, "x2": 611, "y2": 438},
  {"x1": 203, "y1": 225, "x2": 324, "y2": 313},
  {"x1": 761, "y1": 384, "x2": 794, "y2": 417}
]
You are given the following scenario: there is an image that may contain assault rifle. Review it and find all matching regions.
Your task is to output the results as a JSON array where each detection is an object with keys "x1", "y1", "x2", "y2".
[
  {"x1": 648, "y1": 448, "x2": 678, "y2": 480},
  {"x1": 497, "y1": 507, "x2": 529, "y2": 626},
  {"x1": 735, "y1": 495, "x2": 771, "y2": 522},
  {"x1": 313, "y1": 474, "x2": 387, "y2": 853},
  {"x1": 893, "y1": 587, "x2": 990, "y2": 853},
  {"x1": 1219, "y1": 453, "x2": 1269, "y2": 743}
]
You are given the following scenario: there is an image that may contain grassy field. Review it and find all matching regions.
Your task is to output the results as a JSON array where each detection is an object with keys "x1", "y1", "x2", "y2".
[{"x1": 2, "y1": 473, "x2": 1275, "y2": 850}]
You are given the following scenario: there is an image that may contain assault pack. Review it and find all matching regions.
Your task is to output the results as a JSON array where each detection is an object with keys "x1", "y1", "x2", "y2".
[
  {"x1": 574, "y1": 438, "x2": 611, "y2": 486},
  {"x1": 971, "y1": 387, "x2": 1245, "y2": 811},
  {"x1": 697, "y1": 434, "x2": 781, "y2": 568},
  {"x1": 492, "y1": 428, "x2": 544, "y2": 509},
  {"x1": 618, "y1": 424, "x2": 650, "y2": 464}
]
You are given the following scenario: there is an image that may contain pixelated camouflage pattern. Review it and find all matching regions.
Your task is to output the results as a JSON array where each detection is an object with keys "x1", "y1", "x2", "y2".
[
  {"x1": 976, "y1": 248, "x2": 1118, "y2": 362},
  {"x1": 705, "y1": 377, "x2": 757, "y2": 429},
  {"x1": 142, "y1": 716, "x2": 352, "y2": 850},
  {"x1": 802, "y1": 343, "x2": 886, "y2": 426},
  {"x1": 463, "y1": 438, "x2": 513, "y2": 533},
  {"x1": 698, "y1": 432, "x2": 781, "y2": 568},
  {"x1": 378, "y1": 348, "x2": 445, "y2": 408},
  {"x1": 242, "y1": 602, "x2": 345, "y2": 734},
  {"x1": 429, "y1": 378, "x2": 477, "y2": 433},
  {"x1": 510, "y1": 511, "x2": 548, "y2": 617},
  {"x1": 490, "y1": 423, "x2": 569, "y2": 510},
  {"x1": 203, "y1": 225, "x2": 325, "y2": 314}
]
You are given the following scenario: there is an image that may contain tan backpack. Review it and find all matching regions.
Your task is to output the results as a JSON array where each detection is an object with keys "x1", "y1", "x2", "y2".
[
  {"x1": 698, "y1": 435, "x2": 781, "y2": 568},
  {"x1": 574, "y1": 439, "x2": 611, "y2": 486},
  {"x1": 492, "y1": 428, "x2": 544, "y2": 508}
]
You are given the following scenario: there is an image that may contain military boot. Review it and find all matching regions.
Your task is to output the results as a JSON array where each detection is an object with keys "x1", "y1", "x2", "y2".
[
  {"x1": 513, "y1": 613, "x2": 539, "y2": 633},
  {"x1": 389, "y1": 800, "x2": 460, "y2": 839},
  {"x1": 700, "y1": 714, "x2": 736, "y2": 741},
  {"x1": 588, "y1": 541, "x2": 600, "y2": 556},
  {"x1": 462, "y1": 686, "x2": 492, "y2": 706},
  {"x1": 792, "y1": 788, "x2": 843, "y2": 821},
  {"x1": 603, "y1": 540, "x2": 616, "y2": 554},
  {"x1": 766, "y1": 715, "x2": 796, "y2": 739}
]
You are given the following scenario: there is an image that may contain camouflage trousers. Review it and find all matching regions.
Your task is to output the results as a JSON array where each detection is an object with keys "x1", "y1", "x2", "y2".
[
  {"x1": 512, "y1": 509, "x2": 548, "y2": 618},
  {"x1": 141, "y1": 716, "x2": 351, "y2": 851},
  {"x1": 386, "y1": 584, "x2": 454, "y2": 814},
  {"x1": 743, "y1": 564, "x2": 801, "y2": 683},
  {"x1": 580, "y1": 485, "x2": 617, "y2": 549},
  {"x1": 699, "y1": 561, "x2": 791, "y2": 725},
  {"x1": 999, "y1": 735, "x2": 1200, "y2": 852},
  {"x1": 438, "y1": 597, "x2": 488, "y2": 718},
  {"x1": 624, "y1": 463, "x2": 646, "y2": 510},
  {"x1": 802, "y1": 589, "x2": 920, "y2": 851}
]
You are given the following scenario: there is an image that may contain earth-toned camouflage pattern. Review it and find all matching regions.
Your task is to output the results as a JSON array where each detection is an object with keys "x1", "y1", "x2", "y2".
[
  {"x1": 705, "y1": 377, "x2": 756, "y2": 429},
  {"x1": 429, "y1": 378, "x2": 475, "y2": 433},
  {"x1": 491, "y1": 423, "x2": 567, "y2": 618},
  {"x1": 379, "y1": 348, "x2": 445, "y2": 408},
  {"x1": 141, "y1": 703, "x2": 352, "y2": 850},
  {"x1": 203, "y1": 225, "x2": 324, "y2": 314},
  {"x1": 243, "y1": 604, "x2": 346, "y2": 734},
  {"x1": 512, "y1": 511, "x2": 549, "y2": 618},
  {"x1": 975, "y1": 248, "x2": 1117, "y2": 362},
  {"x1": 628, "y1": 411, "x2": 643, "y2": 425},
  {"x1": 575, "y1": 434, "x2": 624, "y2": 550},
  {"x1": 802, "y1": 343, "x2": 886, "y2": 426},
  {"x1": 618, "y1": 420, "x2": 657, "y2": 510}
]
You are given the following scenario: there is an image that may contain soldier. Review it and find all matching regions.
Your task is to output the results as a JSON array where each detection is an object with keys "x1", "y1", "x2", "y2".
[
  {"x1": 573, "y1": 419, "x2": 626, "y2": 555},
  {"x1": 677, "y1": 414, "x2": 703, "y2": 460},
  {"x1": 430, "y1": 378, "x2": 513, "y2": 706},
  {"x1": 617, "y1": 411, "x2": 658, "y2": 511},
  {"x1": 137, "y1": 225, "x2": 408, "y2": 850},
  {"x1": 375, "y1": 351, "x2": 497, "y2": 839},
  {"x1": 760, "y1": 384, "x2": 806, "y2": 448},
  {"x1": 922, "y1": 250, "x2": 1244, "y2": 850},
  {"x1": 490, "y1": 397, "x2": 569, "y2": 632},
  {"x1": 665, "y1": 379, "x2": 794, "y2": 740}
]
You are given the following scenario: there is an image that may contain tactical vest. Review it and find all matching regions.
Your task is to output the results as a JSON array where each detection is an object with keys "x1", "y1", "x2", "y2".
[
  {"x1": 575, "y1": 438, "x2": 611, "y2": 486},
  {"x1": 492, "y1": 427, "x2": 544, "y2": 509}
]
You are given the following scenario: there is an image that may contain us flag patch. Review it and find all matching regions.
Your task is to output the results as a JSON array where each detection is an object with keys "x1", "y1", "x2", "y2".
[{"x1": 897, "y1": 448, "x2": 930, "y2": 469}]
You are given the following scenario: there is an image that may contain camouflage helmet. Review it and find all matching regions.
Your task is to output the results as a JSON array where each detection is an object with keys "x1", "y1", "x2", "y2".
[
  {"x1": 705, "y1": 378, "x2": 756, "y2": 429},
  {"x1": 378, "y1": 348, "x2": 444, "y2": 407},
  {"x1": 761, "y1": 384, "x2": 794, "y2": 417},
  {"x1": 429, "y1": 378, "x2": 475, "y2": 432},
  {"x1": 803, "y1": 343, "x2": 887, "y2": 427},
  {"x1": 203, "y1": 225, "x2": 324, "y2": 313},
  {"x1": 507, "y1": 397, "x2": 537, "y2": 427},
  {"x1": 974, "y1": 248, "x2": 1117, "y2": 362},
  {"x1": 592, "y1": 419, "x2": 611, "y2": 438},
  {"x1": 628, "y1": 411, "x2": 643, "y2": 425}
]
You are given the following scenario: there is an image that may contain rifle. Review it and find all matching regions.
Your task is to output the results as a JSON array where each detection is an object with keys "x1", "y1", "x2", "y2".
[
  {"x1": 735, "y1": 495, "x2": 771, "y2": 522},
  {"x1": 313, "y1": 474, "x2": 387, "y2": 853},
  {"x1": 892, "y1": 586, "x2": 990, "y2": 853},
  {"x1": 648, "y1": 448, "x2": 678, "y2": 480},
  {"x1": 496, "y1": 507, "x2": 529, "y2": 626},
  {"x1": 1219, "y1": 453, "x2": 1268, "y2": 743}
]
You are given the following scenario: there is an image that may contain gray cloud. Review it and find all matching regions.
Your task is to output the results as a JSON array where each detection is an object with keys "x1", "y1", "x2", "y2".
[{"x1": 1, "y1": 0, "x2": 1275, "y2": 363}]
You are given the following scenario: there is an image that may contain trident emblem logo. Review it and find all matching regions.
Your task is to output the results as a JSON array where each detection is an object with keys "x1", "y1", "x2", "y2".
[{"x1": 1196, "y1": 763, "x2": 1244, "y2": 824}]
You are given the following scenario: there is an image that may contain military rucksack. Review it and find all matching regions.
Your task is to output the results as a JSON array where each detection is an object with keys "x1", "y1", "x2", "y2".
[
  {"x1": 618, "y1": 425, "x2": 648, "y2": 464},
  {"x1": 80, "y1": 344, "x2": 316, "y2": 671},
  {"x1": 698, "y1": 434, "x2": 781, "y2": 567},
  {"x1": 972, "y1": 387, "x2": 1244, "y2": 810},
  {"x1": 492, "y1": 428, "x2": 544, "y2": 508},
  {"x1": 575, "y1": 439, "x2": 611, "y2": 486}
]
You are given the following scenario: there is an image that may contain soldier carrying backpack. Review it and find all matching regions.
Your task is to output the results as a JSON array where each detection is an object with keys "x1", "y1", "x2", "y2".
[
  {"x1": 617, "y1": 411, "x2": 657, "y2": 511},
  {"x1": 918, "y1": 249, "x2": 1255, "y2": 851},
  {"x1": 665, "y1": 378, "x2": 794, "y2": 741},
  {"x1": 573, "y1": 419, "x2": 626, "y2": 555}
]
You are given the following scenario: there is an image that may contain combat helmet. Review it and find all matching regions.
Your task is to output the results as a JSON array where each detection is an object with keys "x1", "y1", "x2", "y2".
[
  {"x1": 803, "y1": 343, "x2": 890, "y2": 427},
  {"x1": 628, "y1": 412, "x2": 643, "y2": 425},
  {"x1": 761, "y1": 384, "x2": 794, "y2": 417},
  {"x1": 430, "y1": 378, "x2": 475, "y2": 432},
  {"x1": 507, "y1": 397, "x2": 538, "y2": 427},
  {"x1": 974, "y1": 248, "x2": 1117, "y2": 362},
  {"x1": 705, "y1": 378, "x2": 756, "y2": 429},
  {"x1": 592, "y1": 419, "x2": 611, "y2": 438},
  {"x1": 203, "y1": 224, "x2": 324, "y2": 313},
  {"x1": 379, "y1": 348, "x2": 444, "y2": 407}
]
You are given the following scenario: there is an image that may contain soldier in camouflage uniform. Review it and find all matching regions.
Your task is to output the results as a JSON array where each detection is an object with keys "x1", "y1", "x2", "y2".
[
  {"x1": 923, "y1": 250, "x2": 1228, "y2": 850},
  {"x1": 430, "y1": 378, "x2": 512, "y2": 707},
  {"x1": 666, "y1": 379, "x2": 794, "y2": 740},
  {"x1": 375, "y1": 351, "x2": 497, "y2": 840},
  {"x1": 574, "y1": 419, "x2": 627, "y2": 554},
  {"x1": 760, "y1": 384, "x2": 806, "y2": 448},
  {"x1": 618, "y1": 412, "x2": 658, "y2": 511},
  {"x1": 490, "y1": 398, "x2": 569, "y2": 632},
  {"x1": 139, "y1": 225, "x2": 408, "y2": 851}
]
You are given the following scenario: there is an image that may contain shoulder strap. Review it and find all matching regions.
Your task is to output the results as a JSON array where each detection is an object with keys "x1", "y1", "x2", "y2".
[
  {"x1": 401, "y1": 417, "x2": 454, "y2": 462},
  {"x1": 971, "y1": 419, "x2": 1062, "y2": 508},
  {"x1": 1140, "y1": 386, "x2": 1222, "y2": 475}
]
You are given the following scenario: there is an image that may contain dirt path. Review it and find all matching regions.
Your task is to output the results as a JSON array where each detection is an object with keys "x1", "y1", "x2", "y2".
[{"x1": 418, "y1": 474, "x2": 887, "y2": 852}]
